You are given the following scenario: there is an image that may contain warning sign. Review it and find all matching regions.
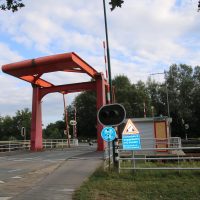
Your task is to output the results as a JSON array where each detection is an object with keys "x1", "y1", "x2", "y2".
[
  {"x1": 122, "y1": 119, "x2": 141, "y2": 150},
  {"x1": 122, "y1": 119, "x2": 139, "y2": 135}
]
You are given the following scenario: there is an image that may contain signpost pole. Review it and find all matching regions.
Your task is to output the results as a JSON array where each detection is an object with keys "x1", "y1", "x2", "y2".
[
  {"x1": 63, "y1": 94, "x2": 70, "y2": 148},
  {"x1": 101, "y1": 127, "x2": 117, "y2": 170},
  {"x1": 108, "y1": 139, "x2": 111, "y2": 170}
]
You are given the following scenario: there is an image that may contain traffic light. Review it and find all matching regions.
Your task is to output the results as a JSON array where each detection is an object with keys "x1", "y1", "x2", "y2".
[
  {"x1": 97, "y1": 103, "x2": 126, "y2": 126},
  {"x1": 109, "y1": 0, "x2": 124, "y2": 11}
]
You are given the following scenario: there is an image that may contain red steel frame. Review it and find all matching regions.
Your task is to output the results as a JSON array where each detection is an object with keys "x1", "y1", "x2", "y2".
[{"x1": 2, "y1": 52, "x2": 108, "y2": 151}]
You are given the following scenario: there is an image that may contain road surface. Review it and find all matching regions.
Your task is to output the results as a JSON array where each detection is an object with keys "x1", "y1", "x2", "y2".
[{"x1": 0, "y1": 145, "x2": 103, "y2": 200}]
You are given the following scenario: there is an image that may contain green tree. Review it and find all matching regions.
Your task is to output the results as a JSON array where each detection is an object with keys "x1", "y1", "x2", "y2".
[
  {"x1": 13, "y1": 108, "x2": 32, "y2": 140},
  {"x1": 0, "y1": 0, "x2": 24, "y2": 12},
  {"x1": 165, "y1": 64, "x2": 196, "y2": 138},
  {"x1": 43, "y1": 120, "x2": 64, "y2": 139},
  {"x1": 112, "y1": 75, "x2": 133, "y2": 117},
  {"x1": 191, "y1": 66, "x2": 200, "y2": 137},
  {"x1": 74, "y1": 91, "x2": 96, "y2": 139},
  {"x1": 0, "y1": 115, "x2": 16, "y2": 140}
]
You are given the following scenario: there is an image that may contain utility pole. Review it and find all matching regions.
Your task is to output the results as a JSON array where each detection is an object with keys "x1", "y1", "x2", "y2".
[
  {"x1": 103, "y1": 0, "x2": 112, "y2": 103},
  {"x1": 102, "y1": 0, "x2": 124, "y2": 167},
  {"x1": 150, "y1": 72, "x2": 170, "y2": 117}
]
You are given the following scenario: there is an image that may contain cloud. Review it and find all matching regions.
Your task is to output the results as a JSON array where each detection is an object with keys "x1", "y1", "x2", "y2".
[{"x1": 0, "y1": 0, "x2": 200, "y2": 125}]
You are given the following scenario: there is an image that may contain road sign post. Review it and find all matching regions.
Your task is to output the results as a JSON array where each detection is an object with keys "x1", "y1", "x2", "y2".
[
  {"x1": 70, "y1": 120, "x2": 77, "y2": 139},
  {"x1": 101, "y1": 127, "x2": 116, "y2": 170}
]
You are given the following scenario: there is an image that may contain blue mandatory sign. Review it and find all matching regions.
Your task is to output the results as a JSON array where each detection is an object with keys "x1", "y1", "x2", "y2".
[{"x1": 101, "y1": 127, "x2": 116, "y2": 142}]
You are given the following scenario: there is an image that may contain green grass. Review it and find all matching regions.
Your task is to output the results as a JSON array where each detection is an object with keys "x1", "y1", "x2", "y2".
[{"x1": 73, "y1": 165, "x2": 200, "y2": 200}]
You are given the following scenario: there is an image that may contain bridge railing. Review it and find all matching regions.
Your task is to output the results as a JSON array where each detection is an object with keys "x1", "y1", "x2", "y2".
[{"x1": 0, "y1": 139, "x2": 79, "y2": 152}]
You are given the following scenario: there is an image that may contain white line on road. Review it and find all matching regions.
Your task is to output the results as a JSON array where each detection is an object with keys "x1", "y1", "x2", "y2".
[
  {"x1": 0, "y1": 180, "x2": 5, "y2": 184},
  {"x1": 11, "y1": 176, "x2": 22, "y2": 179},
  {"x1": 0, "y1": 197, "x2": 12, "y2": 200},
  {"x1": 8, "y1": 169, "x2": 22, "y2": 173},
  {"x1": 43, "y1": 159, "x2": 65, "y2": 162},
  {"x1": 57, "y1": 189, "x2": 75, "y2": 192}
]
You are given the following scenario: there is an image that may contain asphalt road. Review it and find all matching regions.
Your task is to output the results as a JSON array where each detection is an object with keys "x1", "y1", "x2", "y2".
[{"x1": 0, "y1": 144, "x2": 103, "y2": 200}]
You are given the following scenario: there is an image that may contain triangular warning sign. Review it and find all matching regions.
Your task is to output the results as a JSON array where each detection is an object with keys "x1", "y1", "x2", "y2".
[{"x1": 122, "y1": 119, "x2": 139, "y2": 135}]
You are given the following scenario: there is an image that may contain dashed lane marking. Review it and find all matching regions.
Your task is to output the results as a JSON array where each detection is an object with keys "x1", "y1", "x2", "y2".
[
  {"x1": 0, "y1": 180, "x2": 5, "y2": 184},
  {"x1": 11, "y1": 176, "x2": 22, "y2": 179},
  {"x1": 8, "y1": 169, "x2": 22, "y2": 173}
]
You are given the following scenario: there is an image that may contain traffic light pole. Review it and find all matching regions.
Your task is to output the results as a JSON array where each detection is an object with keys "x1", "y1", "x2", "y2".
[{"x1": 103, "y1": 0, "x2": 113, "y2": 103}]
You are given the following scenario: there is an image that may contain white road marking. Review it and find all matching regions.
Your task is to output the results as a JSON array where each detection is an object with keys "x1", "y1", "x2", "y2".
[
  {"x1": 8, "y1": 169, "x2": 22, "y2": 173},
  {"x1": 58, "y1": 189, "x2": 75, "y2": 192},
  {"x1": 0, "y1": 180, "x2": 5, "y2": 184},
  {"x1": 11, "y1": 176, "x2": 22, "y2": 179},
  {"x1": 43, "y1": 159, "x2": 65, "y2": 162},
  {"x1": 0, "y1": 197, "x2": 12, "y2": 200}
]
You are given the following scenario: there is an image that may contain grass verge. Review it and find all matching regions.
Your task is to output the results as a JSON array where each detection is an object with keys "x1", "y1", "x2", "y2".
[{"x1": 73, "y1": 166, "x2": 200, "y2": 200}]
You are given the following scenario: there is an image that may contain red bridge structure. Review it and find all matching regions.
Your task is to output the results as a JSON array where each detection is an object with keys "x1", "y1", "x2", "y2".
[{"x1": 2, "y1": 52, "x2": 109, "y2": 151}]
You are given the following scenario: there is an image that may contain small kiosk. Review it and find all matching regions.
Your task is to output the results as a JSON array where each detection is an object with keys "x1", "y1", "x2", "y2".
[{"x1": 119, "y1": 117, "x2": 174, "y2": 154}]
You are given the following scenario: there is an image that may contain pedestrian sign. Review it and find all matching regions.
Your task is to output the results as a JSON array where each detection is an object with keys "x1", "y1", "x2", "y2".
[
  {"x1": 101, "y1": 127, "x2": 116, "y2": 142},
  {"x1": 122, "y1": 119, "x2": 139, "y2": 134}
]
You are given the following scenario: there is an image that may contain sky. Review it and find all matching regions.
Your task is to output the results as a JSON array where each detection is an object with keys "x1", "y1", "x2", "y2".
[{"x1": 0, "y1": 0, "x2": 200, "y2": 126}]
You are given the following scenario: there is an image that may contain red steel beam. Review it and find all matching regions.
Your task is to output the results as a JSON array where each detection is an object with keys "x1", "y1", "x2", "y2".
[
  {"x1": 2, "y1": 52, "x2": 98, "y2": 87},
  {"x1": 40, "y1": 81, "x2": 96, "y2": 99}
]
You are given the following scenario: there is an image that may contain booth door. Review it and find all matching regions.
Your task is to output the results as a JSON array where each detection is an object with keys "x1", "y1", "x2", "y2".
[{"x1": 154, "y1": 121, "x2": 168, "y2": 152}]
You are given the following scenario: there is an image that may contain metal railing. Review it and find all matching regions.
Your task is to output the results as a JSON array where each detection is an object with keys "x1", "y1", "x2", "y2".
[
  {"x1": 118, "y1": 146, "x2": 200, "y2": 173},
  {"x1": 0, "y1": 139, "x2": 79, "y2": 152}
]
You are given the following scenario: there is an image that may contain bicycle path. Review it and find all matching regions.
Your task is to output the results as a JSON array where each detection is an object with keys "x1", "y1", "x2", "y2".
[{"x1": 13, "y1": 151, "x2": 103, "y2": 200}]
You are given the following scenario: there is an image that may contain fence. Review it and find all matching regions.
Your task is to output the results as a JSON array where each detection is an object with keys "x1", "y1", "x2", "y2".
[
  {"x1": 0, "y1": 139, "x2": 78, "y2": 152},
  {"x1": 102, "y1": 137, "x2": 200, "y2": 172},
  {"x1": 118, "y1": 146, "x2": 200, "y2": 173}
]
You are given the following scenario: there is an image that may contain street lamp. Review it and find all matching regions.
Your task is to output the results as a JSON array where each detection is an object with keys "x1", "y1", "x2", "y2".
[
  {"x1": 102, "y1": 0, "x2": 124, "y2": 103},
  {"x1": 150, "y1": 71, "x2": 170, "y2": 117}
]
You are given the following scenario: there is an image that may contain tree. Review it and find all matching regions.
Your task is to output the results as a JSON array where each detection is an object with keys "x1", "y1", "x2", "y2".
[
  {"x1": 13, "y1": 108, "x2": 32, "y2": 139},
  {"x1": 0, "y1": 0, "x2": 24, "y2": 12},
  {"x1": 1, "y1": 0, "x2": 200, "y2": 12},
  {"x1": 0, "y1": 115, "x2": 15, "y2": 140},
  {"x1": 112, "y1": 75, "x2": 133, "y2": 117},
  {"x1": 191, "y1": 66, "x2": 200, "y2": 137},
  {"x1": 74, "y1": 91, "x2": 97, "y2": 139},
  {"x1": 43, "y1": 120, "x2": 65, "y2": 139}
]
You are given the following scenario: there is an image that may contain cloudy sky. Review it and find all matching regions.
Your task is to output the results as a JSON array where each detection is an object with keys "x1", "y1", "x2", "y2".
[{"x1": 0, "y1": 0, "x2": 200, "y2": 126}]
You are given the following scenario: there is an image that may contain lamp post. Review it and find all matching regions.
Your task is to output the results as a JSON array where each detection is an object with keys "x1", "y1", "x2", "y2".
[
  {"x1": 103, "y1": 0, "x2": 113, "y2": 103},
  {"x1": 150, "y1": 72, "x2": 170, "y2": 117},
  {"x1": 102, "y1": 0, "x2": 124, "y2": 167}
]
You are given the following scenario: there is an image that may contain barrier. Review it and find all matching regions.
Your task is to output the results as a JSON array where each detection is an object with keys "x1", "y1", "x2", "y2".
[{"x1": 0, "y1": 139, "x2": 79, "y2": 152}]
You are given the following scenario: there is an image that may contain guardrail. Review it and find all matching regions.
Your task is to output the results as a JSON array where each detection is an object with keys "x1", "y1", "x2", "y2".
[
  {"x1": 0, "y1": 139, "x2": 79, "y2": 152},
  {"x1": 118, "y1": 147, "x2": 200, "y2": 173}
]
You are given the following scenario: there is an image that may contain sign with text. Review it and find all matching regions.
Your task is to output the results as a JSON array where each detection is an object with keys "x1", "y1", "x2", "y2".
[
  {"x1": 122, "y1": 134, "x2": 141, "y2": 150},
  {"x1": 122, "y1": 119, "x2": 141, "y2": 150}
]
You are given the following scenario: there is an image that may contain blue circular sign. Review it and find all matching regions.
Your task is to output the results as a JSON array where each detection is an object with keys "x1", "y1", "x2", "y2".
[{"x1": 101, "y1": 127, "x2": 116, "y2": 142}]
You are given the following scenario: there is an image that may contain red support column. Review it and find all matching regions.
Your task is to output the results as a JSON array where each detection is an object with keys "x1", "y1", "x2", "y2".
[
  {"x1": 31, "y1": 85, "x2": 43, "y2": 151},
  {"x1": 96, "y1": 73, "x2": 106, "y2": 151}
]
